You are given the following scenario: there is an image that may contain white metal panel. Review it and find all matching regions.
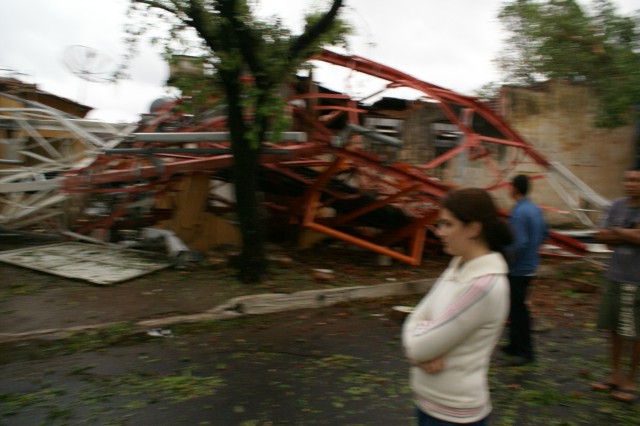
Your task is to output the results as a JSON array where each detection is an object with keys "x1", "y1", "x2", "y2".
[{"x1": 0, "y1": 242, "x2": 171, "y2": 285}]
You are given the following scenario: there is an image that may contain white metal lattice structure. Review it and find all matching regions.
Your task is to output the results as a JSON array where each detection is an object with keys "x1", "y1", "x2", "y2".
[
  {"x1": 545, "y1": 160, "x2": 612, "y2": 227},
  {"x1": 0, "y1": 107, "x2": 135, "y2": 231}
]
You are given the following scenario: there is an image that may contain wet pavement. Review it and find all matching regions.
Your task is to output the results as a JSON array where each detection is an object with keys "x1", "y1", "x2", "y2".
[
  {"x1": 1, "y1": 297, "x2": 418, "y2": 425},
  {"x1": 2, "y1": 237, "x2": 640, "y2": 425},
  {"x1": 3, "y1": 287, "x2": 640, "y2": 426}
]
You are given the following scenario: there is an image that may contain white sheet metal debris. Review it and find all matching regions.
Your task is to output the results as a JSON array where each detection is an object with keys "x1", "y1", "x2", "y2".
[{"x1": 0, "y1": 242, "x2": 171, "y2": 285}]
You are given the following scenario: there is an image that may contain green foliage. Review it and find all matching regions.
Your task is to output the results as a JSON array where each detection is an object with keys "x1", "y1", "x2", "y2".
[
  {"x1": 64, "y1": 323, "x2": 135, "y2": 353},
  {"x1": 115, "y1": 368, "x2": 223, "y2": 404},
  {"x1": 125, "y1": 0, "x2": 350, "y2": 130},
  {"x1": 0, "y1": 388, "x2": 65, "y2": 417},
  {"x1": 299, "y1": 10, "x2": 352, "y2": 58},
  {"x1": 496, "y1": 0, "x2": 640, "y2": 128},
  {"x1": 474, "y1": 81, "x2": 503, "y2": 102},
  {"x1": 123, "y1": 1, "x2": 349, "y2": 282}
]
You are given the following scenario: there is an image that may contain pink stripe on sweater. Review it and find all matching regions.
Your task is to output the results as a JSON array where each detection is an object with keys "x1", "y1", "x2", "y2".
[{"x1": 412, "y1": 274, "x2": 497, "y2": 337}]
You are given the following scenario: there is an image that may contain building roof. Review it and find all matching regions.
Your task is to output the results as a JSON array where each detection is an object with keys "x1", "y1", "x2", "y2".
[{"x1": 0, "y1": 77, "x2": 93, "y2": 117}]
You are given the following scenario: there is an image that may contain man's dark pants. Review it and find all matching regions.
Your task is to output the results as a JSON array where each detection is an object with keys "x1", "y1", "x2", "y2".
[{"x1": 506, "y1": 275, "x2": 534, "y2": 361}]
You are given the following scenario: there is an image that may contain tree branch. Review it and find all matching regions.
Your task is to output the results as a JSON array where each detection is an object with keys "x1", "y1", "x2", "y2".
[
  {"x1": 133, "y1": 0, "x2": 179, "y2": 15},
  {"x1": 216, "y1": 0, "x2": 267, "y2": 86},
  {"x1": 132, "y1": 0, "x2": 221, "y2": 51},
  {"x1": 288, "y1": 0, "x2": 343, "y2": 63},
  {"x1": 186, "y1": 0, "x2": 223, "y2": 52}
]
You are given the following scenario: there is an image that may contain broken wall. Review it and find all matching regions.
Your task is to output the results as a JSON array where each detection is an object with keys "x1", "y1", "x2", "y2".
[
  {"x1": 393, "y1": 103, "x2": 506, "y2": 190},
  {"x1": 499, "y1": 80, "x2": 636, "y2": 225},
  {"x1": 399, "y1": 103, "x2": 448, "y2": 167},
  {"x1": 373, "y1": 82, "x2": 635, "y2": 227}
]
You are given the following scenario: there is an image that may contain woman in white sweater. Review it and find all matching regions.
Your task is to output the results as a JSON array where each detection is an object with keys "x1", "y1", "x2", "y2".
[{"x1": 403, "y1": 188, "x2": 513, "y2": 425}]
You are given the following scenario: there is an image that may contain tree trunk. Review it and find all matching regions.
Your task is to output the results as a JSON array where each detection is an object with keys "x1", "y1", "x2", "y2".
[
  {"x1": 131, "y1": 0, "x2": 347, "y2": 283},
  {"x1": 231, "y1": 138, "x2": 267, "y2": 283},
  {"x1": 223, "y1": 73, "x2": 268, "y2": 283}
]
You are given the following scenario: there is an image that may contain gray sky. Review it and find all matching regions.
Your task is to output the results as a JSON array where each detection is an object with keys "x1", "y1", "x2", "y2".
[{"x1": 1, "y1": 0, "x2": 638, "y2": 123}]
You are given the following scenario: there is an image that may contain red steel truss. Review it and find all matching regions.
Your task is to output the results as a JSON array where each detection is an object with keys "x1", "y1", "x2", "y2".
[{"x1": 56, "y1": 49, "x2": 587, "y2": 264}]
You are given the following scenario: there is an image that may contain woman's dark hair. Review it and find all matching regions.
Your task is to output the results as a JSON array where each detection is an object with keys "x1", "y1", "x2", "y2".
[{"x1": 441, "y1": 188, "x2": 513, "y2": 251}]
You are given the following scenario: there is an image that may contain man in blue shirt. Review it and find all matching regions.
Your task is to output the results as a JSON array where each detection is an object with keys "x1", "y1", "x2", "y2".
[{"x1": 502, "y1": 174, "x2": 548, "y2": 366}]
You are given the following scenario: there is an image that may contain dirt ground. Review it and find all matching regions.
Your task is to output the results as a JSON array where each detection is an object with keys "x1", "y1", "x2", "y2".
[
  {"x1": 0, "y1": 237, "x2": 447, "y2": 335},
  {"x1": 1, "y1": 236, "x2": 639, "y2": 425}
]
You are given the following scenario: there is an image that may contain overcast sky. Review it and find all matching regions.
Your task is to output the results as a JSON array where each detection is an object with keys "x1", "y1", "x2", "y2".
[{"x1": 1, "y1": 0, "x2": 638, "y2": 123}]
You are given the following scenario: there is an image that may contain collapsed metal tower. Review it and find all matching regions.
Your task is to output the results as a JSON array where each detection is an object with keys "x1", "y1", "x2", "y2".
[{"x1": 1, "y1": 49, "x2": 606, "y2": 264}]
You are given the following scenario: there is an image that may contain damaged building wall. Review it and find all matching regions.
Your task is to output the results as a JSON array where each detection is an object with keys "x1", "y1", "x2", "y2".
[
  {"x1": 365, "y1": 99, "x2": 453, "y2": 180},
  {"x1": 398, "y1": 102, "x2": 448, "y2": 168},
  {"x1": 378, "y1": 101, "x2": 506, "y2": 192},
  {"x1": 499, "y1": 80, "x2": 636, "y2": 225},
  {"x1": 367, "y1": 81, "x2": 635, "y2": 227}
]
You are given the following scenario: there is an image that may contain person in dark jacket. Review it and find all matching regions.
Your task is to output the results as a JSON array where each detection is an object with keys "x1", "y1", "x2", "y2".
[{"x1": 502, "y1": 174, "x2": 548, "y2": 366}]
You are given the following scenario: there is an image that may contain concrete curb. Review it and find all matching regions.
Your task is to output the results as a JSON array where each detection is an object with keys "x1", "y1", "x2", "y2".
[{"x1": 0, "y1": 278, "x2": 435, "y2": 343}]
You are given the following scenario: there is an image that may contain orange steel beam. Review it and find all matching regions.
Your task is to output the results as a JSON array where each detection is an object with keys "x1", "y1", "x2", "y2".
[
  {"x1": 56, "y1": 48, "x2": 588, "y2": 265},
  {"x1": 373, "y1": 210, "x2": 437, "y2": 265},
  {"x1": 300, "y1": 156, "x2": 347, "y2": 223},
  {"x1": 323, "y1": 145, "x2": 450, "y2": 200},
  {"x1": 304, "y1": 221, "x2": 423, "y2": 265},
  {"x1": 407, "y1": 226, "x2": 427, "y2": 263},
  {"x1": 262, "y1": 162, "x2": 359, "y2": 201},
  {"x1": 314, "y1": 49, "x2": 552, "y2": 168},
  {"x1": 313, "y1": 105, "x2": 367, "y2": 113},
  {"x1": 377, "y1": 210, "x2": 440, "y2": 247},
  {"x1": 421, "y1": 142, "x2": 469, "y2": 170},
  {"x1": 293, "y1": 108, "x2": 338, "y2": 140},
  {"x1": 547, "y1": 230, "x2": 588, "y2": 256},
  {"x1": 77, "y1": 192, "x2": 135, "y2": 234},
  {"x1": 306, "y1": 50, "x2": 588, "y2": 259},
  {"x1": 62, "y1": 155, "x2": 233, "y2": 189},
  {"x1": 329, "y1": 184, "x2": 421, "y2": 226},
  {"x1": 294, "y1": 151, "x2": 438, "y2": 265},
  {"x1": 266, "y1": 154, "x2": 441, "y2": 266},
  {"x1": 347, "y1": 99, "x2": 359, "y2": 125},
  {"x1": 62, "y1": 143, "x2": 328, "y2": 190}
]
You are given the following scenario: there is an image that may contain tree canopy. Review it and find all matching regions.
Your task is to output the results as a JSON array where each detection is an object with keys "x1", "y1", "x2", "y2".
[
  {"x1": 496, "y1": 0, "x2": 640, "y2": 128},
  {"x1": 124, "y1": 1, "x2": 349, "y2": 120},
  {"x1": 123, "y1": 0, "x2": 349, "y2": 282}
]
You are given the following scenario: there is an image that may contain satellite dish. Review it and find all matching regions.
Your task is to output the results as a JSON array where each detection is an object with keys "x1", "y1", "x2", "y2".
[
  {"x1": 63, "y1": 45, "x2": 113, "y2": 83},
  {"x1": 62, "y1": 45, "x2": 113, "y2": 103}
]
